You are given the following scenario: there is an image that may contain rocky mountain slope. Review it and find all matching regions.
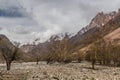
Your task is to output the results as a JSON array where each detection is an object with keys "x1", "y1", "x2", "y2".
[
  {"x1": 70, "y1": 9, "x2": 120, "y2": 52},
  {"x1": 20, "y1": 9, "x2": 120, "y2": 57},
  {"x1": 77, "y1": 9, "x2": 120, "y2": 35},
  {"x1": 73, "y1": 9, "x2": 120, "y2": 57}
]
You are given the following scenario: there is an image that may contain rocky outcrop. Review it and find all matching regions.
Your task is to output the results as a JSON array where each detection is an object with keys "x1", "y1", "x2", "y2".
[{"x1": 78, "y1": 9, "x2": 120, "y2": 35}]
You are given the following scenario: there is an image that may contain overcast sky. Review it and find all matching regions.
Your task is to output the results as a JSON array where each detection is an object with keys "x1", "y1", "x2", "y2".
[{"x1": 0, "y1": 0, "x2": 120, "y2": 44}]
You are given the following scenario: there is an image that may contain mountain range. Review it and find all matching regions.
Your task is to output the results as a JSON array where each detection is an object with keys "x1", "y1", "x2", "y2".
[{"x1": 1, "y1": 9, "x2": 120, "y2": 60}]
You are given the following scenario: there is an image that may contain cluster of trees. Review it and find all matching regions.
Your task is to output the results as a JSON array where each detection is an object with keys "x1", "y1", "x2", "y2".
[
  {"x1": 1, "y1": 33, "x2": 120, "y2": 71},
  {"x1": 86, "y1": 39, "x2": 120, "y2": 69},
  {"x1": 32, "y1": 33, "x2": 120, "y2": 70},
  {"x1": 30, "y1": 33, "x2": 75, "y2": 65},
  {"x1": 45, "y1": 34, "x2": 73, "y2": 64}
]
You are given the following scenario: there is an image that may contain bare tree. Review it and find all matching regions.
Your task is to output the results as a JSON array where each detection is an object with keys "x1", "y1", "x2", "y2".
[
  {"x1": 33, "y1": 49, "x2": 42, "y2": 65},
  {"x1": 0, "y1": 37, "x2": 19, "y2": 70},
  {"x1": 1, "y1": 46, "x2": 18, "y2": 70}
]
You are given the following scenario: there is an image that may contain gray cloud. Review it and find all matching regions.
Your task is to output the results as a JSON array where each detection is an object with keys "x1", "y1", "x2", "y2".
[{"x1": 0, "y1": 0, "x2": 120, "y2": 43}]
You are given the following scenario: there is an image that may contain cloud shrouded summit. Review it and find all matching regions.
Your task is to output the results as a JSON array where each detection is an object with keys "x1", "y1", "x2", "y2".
[{"x1": 0, "y1": 0, "x2": 120, "y2": 43}]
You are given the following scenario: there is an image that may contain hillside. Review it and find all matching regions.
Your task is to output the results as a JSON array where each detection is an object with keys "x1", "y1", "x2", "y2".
[{"x1": 104, "y1": 27, "x2": 120, "y2": 44}]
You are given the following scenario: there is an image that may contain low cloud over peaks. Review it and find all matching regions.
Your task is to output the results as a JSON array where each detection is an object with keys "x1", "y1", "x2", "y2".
[{"x1": 0, "y1": 0, "x2": 120, "y2": 43}]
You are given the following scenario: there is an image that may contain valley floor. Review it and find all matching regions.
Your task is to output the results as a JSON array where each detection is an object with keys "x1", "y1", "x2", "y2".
[{"x1": 0, "y1": 62, "x2": 120, "y2": 80}]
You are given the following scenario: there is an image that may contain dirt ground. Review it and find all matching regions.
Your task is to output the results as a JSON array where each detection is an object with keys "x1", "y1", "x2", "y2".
[{"x1": 0, "y1": 62, "x2": 120, "y2": 80}]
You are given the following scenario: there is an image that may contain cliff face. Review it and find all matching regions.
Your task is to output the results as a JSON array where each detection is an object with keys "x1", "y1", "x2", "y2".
[
  {"x1": 89, "y1": 12, "x2": 113, "y2": 28},
  {"x1": 78, "y1": 9, "x2": 120, "y2": 35}
]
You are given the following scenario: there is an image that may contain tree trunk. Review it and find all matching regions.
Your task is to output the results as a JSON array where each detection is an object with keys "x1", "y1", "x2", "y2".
[
  {"x1": 6, "y1": 60, "x2": 11, "y2": 70},
  {"x1": 36, "y1": 60, "x2": 39, "y2": 65},
  {"x1": 99, "y1": 61, "x2": 102, "y2": 65},
  {"x1": 92, "y1": 59, "x2": 95, "y2": 69},
  {"x1": 103, "y1": 60, "x2": 105, "y2": 65}
]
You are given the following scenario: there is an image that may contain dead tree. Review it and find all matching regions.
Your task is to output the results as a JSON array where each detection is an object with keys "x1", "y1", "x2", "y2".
[{"x1": 1, "y1": 46, "x2": 18, "y2": 70}]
